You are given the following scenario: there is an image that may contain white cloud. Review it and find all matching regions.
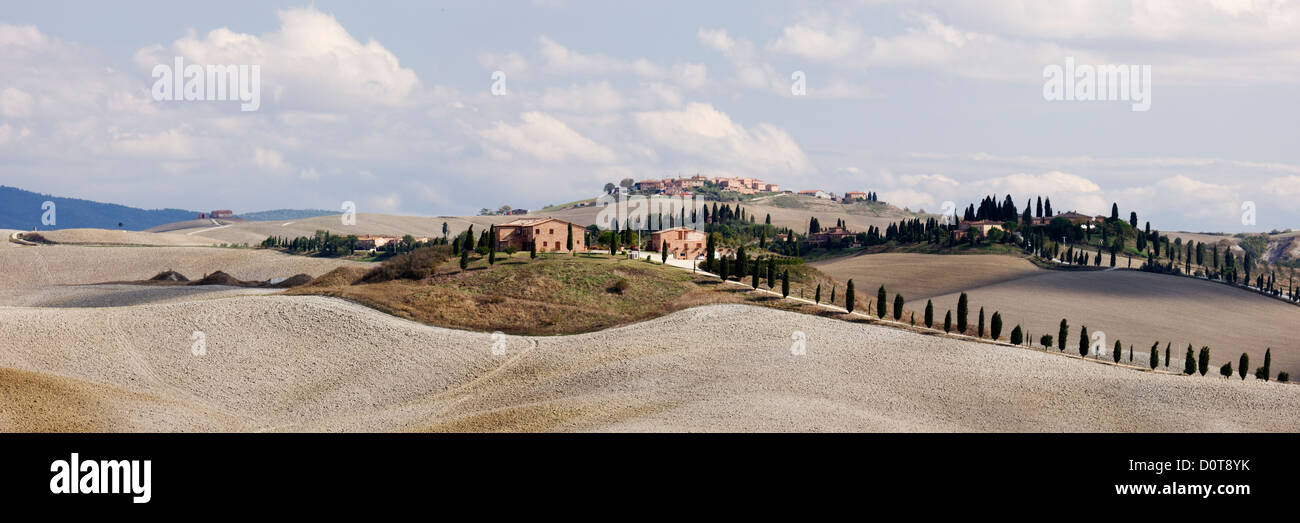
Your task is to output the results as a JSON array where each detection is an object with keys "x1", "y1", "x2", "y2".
[
  {"x1": 479, "y1": 111, "x2": 616, "y2": 163},
  {"x1": 633, "y1": 102, "x2": 812, "y2": 176},
  {"x1": 253, "y1": 147, "x2": 291, "y2": 173},
  {"x1": 540, "y1": 81, "x2": 625, "y2": 112},
  {"x1": 0, "y1": 88, "x2": 34, "y2": 118},
  {"x1": 132, "y1": 7, "x2": 420, "y2": 110}
]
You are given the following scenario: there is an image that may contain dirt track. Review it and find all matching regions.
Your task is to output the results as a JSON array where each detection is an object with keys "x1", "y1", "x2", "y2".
[{"x1": 1, "y1": 294, "x2": 1295, "y2": 432}]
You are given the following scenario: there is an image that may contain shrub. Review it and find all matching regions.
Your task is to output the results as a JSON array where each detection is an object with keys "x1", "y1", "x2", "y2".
[
  {"x1": 1009, "y1": 325, "x2": 1022, "y2": 345},
  {"x1": 1255, "y1": 366, "x2": 1269, "y2": 380},
  {"x1": 364, "y1": 246, "x2": 452, "y2": 282},
  {"x1": 608, "y1": 278, "x2": 630, "y2": 294},
  {"x1": 1220, "y1": 362, "x2": 1233, "y2": 378},
  {"x1": 943, "y1": 310, "x2": 952, "y2": 333},
  {"x1": 1278, "y1": 372, "x2": 1290, "y2": 383},
  {"x1": 1040, "y1": 334, "x2": 1053, "y2": 348},
  {"x1": 990, "y1": 312, "x2": 1002, "y2": 340},
  {"x1": 1183, "y1": 346, "x2": 1196, "y2": 375},
  {"x1": 1239, "y1": 353, "x2": 1249, "y2": 380},
  {"x1": 1198, "y1": 346, "x2": 1211, "y2": 376}
]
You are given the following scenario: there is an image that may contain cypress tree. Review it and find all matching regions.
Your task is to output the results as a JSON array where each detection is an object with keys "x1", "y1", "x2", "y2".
[
  {"x1": 781, "y1": 270, "x2": 790, "y2": 298},
  {"x1": 459, "y1": 246, "x2": 470, "y2": 270},
  {"x1": 752, "y1": 264, "x2": 759, "y2": 289},
  {"x1": 1149, "y1": 344, "x2": 1159, "y2": 369},
  {"x1": 661, "y1": 241, "x2": 669, "y2": 263},
  {"x1": 1010, "y1": 325, "x2": 1022, "y2": 345},
  {"x1": 1057, "y1": 319, "x2": 1069, "y2": 351},
  {"x1": 990, "y1": 312, "x2": 1003, "y2": 340},
  {"x1": 977, "y1": 307, "x2": 985, "y2": 337},
  {"x1": 1262, "y1": 348, "x2": 1272, "y2": 381},
  {"x1": 1239, "y1": 353, "x2": 1249, "y2": 380},
  {"x1": 1183, "y1": 346, "x2": 1196, "y2": 375},
  {"x1": 1112, "y1": 340, "x2": 1122, "y2": 363},
  {"x1": 720, "y1": 257, "x2": 729, "y2": 281},
  {"x1": 1129, "y1": 344, "x2": 1133, "y2": 362},
  {"x1": 767, "y1": 257, "x2": 775, "y2": 288},
  {"x1": 566, "y1": 224, "x2": 573, "y2": 253},
  {"x1": 845, "y1": 280, "x2": 855, "y2": 313},
  {"x1": 1164, "y1": 342, "x2": 1170, "y2": 367},
  {"x1": 705, "y1": 233, "x2": 716, "y2": 271},
  {"x1": 893, "y1": 294, "x2": 904, "y2": 321},
  {"x1": 530, "y1": 239, "x2": 537, "y2": 259},
  {"x1": 924, "y1": 300, "x2": 934, "y2": 328},
  {"x1": 814, "y1": 283, "x2": 821, "y2": 304},
  {"x1": 831, "y1": 286, "x2": 836, "y2": 304},
  {"x1": 1198, "y1": 346, "x2": 1211, "y2": 376},
  {"x1": 488, "y1": 226, "x2": 496, "y2": 265},
  {"x1": 957, "y1": 292, "x2": 969, "y2": 333},
  {"x1": 877, "y1": 285, "x2": 887, "y2": 317},
  {"x1": 1079, "y1": 326, "x2": 1089, "y2": 357},
  {"x1": 943, "y1": 311, "x2": 952, "y2": 333}
]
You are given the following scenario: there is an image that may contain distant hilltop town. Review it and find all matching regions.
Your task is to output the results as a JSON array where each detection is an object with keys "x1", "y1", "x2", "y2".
[{"x1": 608, "y1": 175, "x2": 881, "y2": 204}]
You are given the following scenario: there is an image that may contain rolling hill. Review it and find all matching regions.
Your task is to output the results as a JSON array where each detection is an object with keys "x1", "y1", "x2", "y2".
[{"x1": 0, "y1": 185, "x2": 199, "y2": 231}]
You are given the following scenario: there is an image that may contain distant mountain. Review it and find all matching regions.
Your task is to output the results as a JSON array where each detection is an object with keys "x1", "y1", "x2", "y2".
[
  {"x1": 237, "y1": 209, "x2": 336, "y2": 221},
  {"x1": 0, "y1": 186, "x2": 200, "y2": 231}
]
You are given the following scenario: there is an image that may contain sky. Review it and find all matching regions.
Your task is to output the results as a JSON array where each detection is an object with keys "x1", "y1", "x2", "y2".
[{"x1": 2, "y1": 0, "x2": 1299, "y2": 232}]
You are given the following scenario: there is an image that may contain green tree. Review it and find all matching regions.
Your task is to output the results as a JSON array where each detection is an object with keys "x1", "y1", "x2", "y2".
[
  {"x1": 459, "y1": 247, "x2": 470, "y2": 270},
  {"x1": 530, "y1": 239, "x2": 537, "y2": 259},
  {"x1": 1183, "y1": 346, "x2": 1196, "y2": 375},
  {"x1": 488, "y1": 226, "x2": 496, "y2": 265},
  {"x1": 877, "y1": 285, "x2": 887, "y2": 318},
  {"x1": 1112, "y1": 340, "x2": 1122, "y2": 363},
  {"x1": 751, "y1": 264, "x2": 760, "y2": 289},
  {"x1": 566, "y1": 224, "x2": 574, "y2": 253},
  {"x1": 1149, "y1": 342, "x2": 1159, "y2": 369},
  {"x1": 661, "y1": 241, "x2": 669, "y2": 263},
  {"x1": 977, "y1": 307, "x2": 986, "y2": 337},
  {"x1": 1079, "y1": 326, "x2": 1089, "y2": 357},
  {"x1": 1239, "y1": 353, "x2": 1249, "y2": 380},
  {"x1": 814, "y1": 283, "x2": 821, "y2": 304},
  {"x1": 990, "y1": 312, "x2": 1003, "y2": 340},
  {"x1": 1041, "y1": 334, "x2": 1053, "y2": 348},
  {"x1": 1164, "y1": 342, "x2": 1171, "y2": 367},
  {"x1": 845, "y1": 280, "x2": 856, "y2": 313},
  {"x1": 893, "y1": 294, "x2": 904, "y2": 320},
  {"x1": 767, "y1": 257, "x2": 776, "y2": 289},
  {"x1": 1198, "y1": 346, "x2": 1211, "y2": 376},
  {"x1": 1220, "y1": 362, "x2": 1233, "y2": 378},
  {"x1": 1057, "y1": 319, "x2": 1069, "y2": 351},
  {"x1": 1010, "y1": 325, "x2": 1023, "y2": 345},
  {"x1": 924, "y1": 300, "x2": 934, "y2": 328},
  {"x1": 957, "y1": 292, "x2": 969, "y2": 333},
  {"x1": 830, "y1": 286, "x2": 836, "y2": 304},
  {"x1": 719, "y1": 257, "x2": 729, "y2": 281},
  {"x1": 944, "y1": 310, "x2": 952, "y2": 333},
  {"x1": 781, "y1": 270, "x2": 790, "y2": 298},
  {"x1": 1262, "y1": 348, "x2": 1272, "y2": 382}
]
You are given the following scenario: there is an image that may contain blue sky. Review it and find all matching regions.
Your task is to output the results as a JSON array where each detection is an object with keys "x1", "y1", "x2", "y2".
[{"x1": 2, "y1": 0, "x2": 1299, "y2": 232}]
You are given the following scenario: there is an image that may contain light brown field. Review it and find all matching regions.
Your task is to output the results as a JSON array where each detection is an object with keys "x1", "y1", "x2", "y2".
[
  {"x1": 154, "y1": 213, "x2": 514, "y2": 246},
  {"x1": 1, "y1": 295, "x2": 1296, "y2": 432},
  {"x1": 921, "y1": 269, "x2": 1300, "y2": 377},
  {"x1": 811, "y1": 252, "x2": 1046, "y2": 302},
  {"x1": 0, "y1": 240, "x2": 371, "y2": 288},
  {"x1": 28, "y1": 228, "x2": 222, "y2": 246}
]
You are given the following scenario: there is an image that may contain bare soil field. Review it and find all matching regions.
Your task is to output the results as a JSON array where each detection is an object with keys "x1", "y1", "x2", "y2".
[
  {"x1": 812, "y1": 252, "x2": 1045, "y2": 302},
  {"x1": 1, "y1": 296, "x2": 1296, "y2": 432},
  {"x1": 30, "y1": 228, "x2": 221, "y2": 246},
  {"x1": 921, "y1": 269, "x2": 1300, "y2": 377},
  {"x1": 0, "y1": 242, "x2": 370, "y2": 287},
  {"x1": 0, "y1": 284, "x2": 277, "y2": 308},
  {"x1": 159, "y1": 213, "x2": 514, "y2": 246}
]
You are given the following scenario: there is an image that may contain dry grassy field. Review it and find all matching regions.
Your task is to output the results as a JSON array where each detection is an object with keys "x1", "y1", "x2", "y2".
[
  {"x1": 920, "y1": 269, "x2": 1300, "y2": 377},
  {"x1": 2, "y1": 295, "x2": 1295, "y2": 432},
  {"x1": 1, "y1": 238, "x2": 371, "y2": 287},
  {"x1": 811, "y1": 253, "x2": 1045, "y2": 302},
  {"x1": 154, "y1": 213, "x2": 514, "y2": 246}
]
